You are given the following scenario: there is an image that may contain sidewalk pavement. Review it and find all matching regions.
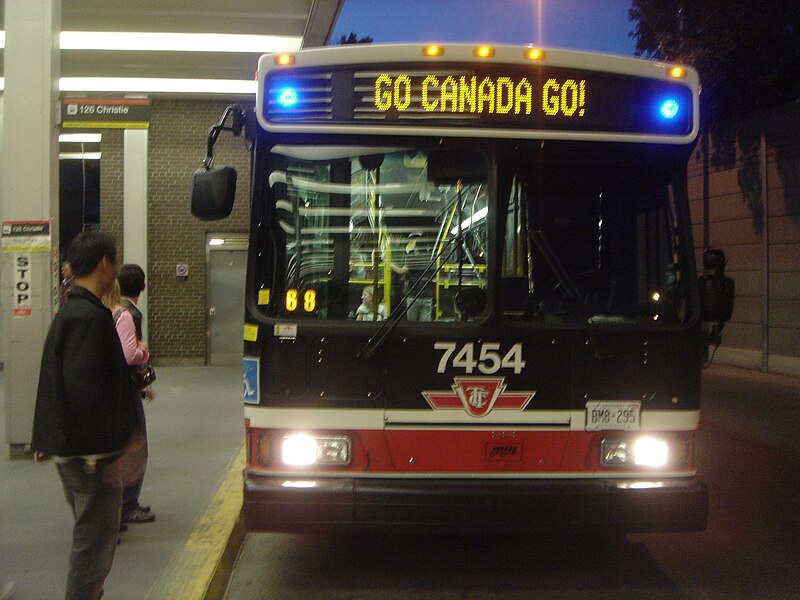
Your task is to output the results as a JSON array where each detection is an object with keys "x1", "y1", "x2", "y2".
[
  {"x1": 701, "y1": 363, "x2": 800, "y2": 455},
  {"x1": 0, "y1": 366, "x2": 243, "y2": 600}
]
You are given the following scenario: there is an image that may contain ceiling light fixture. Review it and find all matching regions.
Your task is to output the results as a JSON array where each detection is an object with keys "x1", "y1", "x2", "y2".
[
  {"x1": 59, "y1": 152, "x2": 102, "y2": 160},
  {"x1": 59, "y1": 133, "x2": 103, "y2": 143},
  {"x1": 58, "y1": 31, "x2": 301, "y2": 54},
  {"x1": 59, "y1": 77, "x2": 256, "y2": 95},
  {"x1": 0, "y1": 77, "x2": 256, "y2": 94},
  {"x1": 1, "y1": 30, "x2": 297, "y2": 95}
]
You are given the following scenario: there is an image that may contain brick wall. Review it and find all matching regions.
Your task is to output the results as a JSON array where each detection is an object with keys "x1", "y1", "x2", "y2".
[
  {"x1": 100, "y1": 129, "x2": 124, "y2": 242},
  {"x1": 100, "y1": 99, "x2": 251, "y2": 364},
  {"x1": 687, "y1": 102, "x2": 800, "y2": 376}
]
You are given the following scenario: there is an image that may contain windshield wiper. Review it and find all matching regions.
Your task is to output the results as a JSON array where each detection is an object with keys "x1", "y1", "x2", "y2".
[
  {"x1": 359, "y1": 181, "x2": 472, "y2": 359},
  {"x1": 527, "y1": 229, "x2": 586, "y2": 316},
  {"x1": 527, "y1": 228, "x2": 608, "y2": 358}
]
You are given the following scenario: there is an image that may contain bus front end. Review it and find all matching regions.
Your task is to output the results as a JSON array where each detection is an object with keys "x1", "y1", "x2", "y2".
[
  {"x1": 194, "y1": 44, "x2": 731, "y2": 534},
  {"x1": 240, "y1": 137, "x2": 708, "y2": 533}
]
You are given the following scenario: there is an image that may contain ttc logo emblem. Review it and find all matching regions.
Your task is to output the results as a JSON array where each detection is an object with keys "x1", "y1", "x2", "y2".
[{"x1": 422, "y1": 377, "x2": 535, "y2": 417}]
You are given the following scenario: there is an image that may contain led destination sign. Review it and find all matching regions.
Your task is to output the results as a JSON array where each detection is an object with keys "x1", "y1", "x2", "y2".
[
  {"x1": 263, "y1": 63, "x2": 693, "y2": 137},
  {"x1": 374, "y1": 74, "x2": 586, "y2": 118}
]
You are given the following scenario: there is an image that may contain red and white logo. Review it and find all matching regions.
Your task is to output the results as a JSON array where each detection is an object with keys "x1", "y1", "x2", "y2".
[{"x1": 422, "y1": 377, "x2": 535, "y2": 417}]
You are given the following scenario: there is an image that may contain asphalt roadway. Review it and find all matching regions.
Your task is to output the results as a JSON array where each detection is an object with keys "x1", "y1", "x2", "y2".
[{"x1": 222, "y1": 365, "x2": 800, "y2": 600}]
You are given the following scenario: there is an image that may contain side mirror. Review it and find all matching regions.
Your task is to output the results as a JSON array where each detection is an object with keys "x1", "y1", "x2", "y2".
[
  {"x1": 191, "y1": 166, "x2": 237, "y2": 221},
  {"x1": 698, "y1": 249, "x2": 734, "y2": 322}
]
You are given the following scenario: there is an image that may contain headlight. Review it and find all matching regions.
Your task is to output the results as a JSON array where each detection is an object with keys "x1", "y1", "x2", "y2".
[
  {"x1": 632, "y1": 437, "x2": 669, "y2": 467},
  {"x1": 601, "y1": 436, "x2": 674, "y2": 468},
  {"x1": 281, "y1": 434, "x2": 352, "y2": 466}
]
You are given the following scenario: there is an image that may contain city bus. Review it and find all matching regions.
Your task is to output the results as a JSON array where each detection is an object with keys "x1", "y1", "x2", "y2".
[{"x1": 191, "y1": 44, "x2": 733, "y2": 533}]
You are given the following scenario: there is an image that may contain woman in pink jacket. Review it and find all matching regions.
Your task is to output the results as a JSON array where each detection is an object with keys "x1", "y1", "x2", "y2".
[{"x1": 103, "y1": 279, "x2": 155, "y2": 525}]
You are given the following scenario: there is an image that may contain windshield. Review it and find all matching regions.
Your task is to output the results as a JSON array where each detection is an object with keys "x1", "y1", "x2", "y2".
[
  {"x1": 255, "y1": 142, "x2": 691, "y2": 328},
  {"x1": 257, "y1": 145, "x2": 488, "y2": 323},
  {"x1": 501, "y1": 159, "x2": 691, "y2": 327}
]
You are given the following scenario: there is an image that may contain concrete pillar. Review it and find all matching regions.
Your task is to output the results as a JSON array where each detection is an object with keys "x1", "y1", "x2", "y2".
[
  {"x1": 0, "y1": 95, "x2": 5, "y2": 369},
  {"x1": 123, "y1": 128, "x2": 149, "y2": 341},
  {"x1": 1, "y1": 0, "x2": 61, "y2": 455}
]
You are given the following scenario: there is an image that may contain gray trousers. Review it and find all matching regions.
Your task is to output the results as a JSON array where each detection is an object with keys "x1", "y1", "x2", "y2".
[
  {"x1": 406, "y1": 297, "x2": 433, "y2": 321},
  {"x1": 57, "y1": 457, "x2": 122, "y2": 600}
]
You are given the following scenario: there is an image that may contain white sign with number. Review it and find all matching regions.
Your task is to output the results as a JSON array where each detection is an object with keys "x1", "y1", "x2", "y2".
[
  {"x1": 585, "y1": 401, "x2": 641, "y2": 431},
  {"x1": 435, "y1": 342, "x2": 526, "y2": 374}
]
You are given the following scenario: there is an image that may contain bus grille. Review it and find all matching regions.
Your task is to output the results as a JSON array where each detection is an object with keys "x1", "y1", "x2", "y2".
[{"x1": 265, "y1": 71, "x2": 333, "y2": 123}]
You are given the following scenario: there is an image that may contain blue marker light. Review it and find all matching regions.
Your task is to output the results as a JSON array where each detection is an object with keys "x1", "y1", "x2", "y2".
[
  {"x1": 659, "y1": 98, "x2": 680, "y2": 119},
  {"x1": 278, "y1": 88, "x2": 298, "y2": 108}
]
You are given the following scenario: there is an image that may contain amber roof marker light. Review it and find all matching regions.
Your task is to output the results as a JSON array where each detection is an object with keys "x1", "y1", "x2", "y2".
[
  {"x1": 423, "y1": 45, "x2": 443, "y2": 57},
  {"x1": 274, "y1": 53, "x2": 295, "y2": 66},
  {"x1": 668, "y1": 66, "x2": 686, "y2": 78},
  {"x1": 524, "y1": 47, "x2": 545, "y2": 61}
]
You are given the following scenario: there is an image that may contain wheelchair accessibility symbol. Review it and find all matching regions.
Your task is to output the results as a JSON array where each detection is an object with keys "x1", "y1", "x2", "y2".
[{"x1": 243, "y1": 357, "x2": 259, "y2": 404}]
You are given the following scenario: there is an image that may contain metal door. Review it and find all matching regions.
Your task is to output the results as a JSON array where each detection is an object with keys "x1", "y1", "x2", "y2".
[{"x1": 207, "y1": 235, "x2": 247, "y2": 365}]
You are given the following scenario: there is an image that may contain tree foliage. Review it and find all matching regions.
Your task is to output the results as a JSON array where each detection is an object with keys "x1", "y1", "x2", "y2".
[
  {"x1": 337, "y1": 32, "x2": 373, "y2": 45},
  {"x1": 629, "y1": 1, "x2": 800, "y2": 125}
]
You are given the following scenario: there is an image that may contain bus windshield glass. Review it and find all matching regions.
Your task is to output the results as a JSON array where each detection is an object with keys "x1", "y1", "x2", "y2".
[
  {"x1": 262, "y1": 145, "x2": 488, "y2": 322},
  {"x1": 258, "y1": 142, "x2": 690, "y2": 328},
  {"x1": 501, "y1": 154, "x2": 690, "y2": 327}
]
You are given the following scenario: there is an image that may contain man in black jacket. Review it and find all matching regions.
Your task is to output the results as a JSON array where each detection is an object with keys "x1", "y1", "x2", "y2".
[{"x1": 32, "y1": 231, "x2": 137, "y2": 600}]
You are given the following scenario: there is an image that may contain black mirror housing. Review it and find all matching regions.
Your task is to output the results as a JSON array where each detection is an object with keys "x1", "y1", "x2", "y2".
[
  {"x1": 698, "y1": 248, "x2": 734, "y2": 322},
  {"x1": 191, "y1": 166, "x2": 237, "y2": 221},
  {"x1": 699, "y1": 275, "x2": 734, "y2": 322}
]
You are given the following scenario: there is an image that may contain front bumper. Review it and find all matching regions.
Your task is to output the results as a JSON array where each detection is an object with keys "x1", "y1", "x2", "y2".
[{"x1": 243, "y1": 474, "x2": 708, "y2": 534}]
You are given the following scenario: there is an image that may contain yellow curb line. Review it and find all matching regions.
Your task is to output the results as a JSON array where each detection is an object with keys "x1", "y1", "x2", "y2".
[{"x1": 145, "y1": 443, "x2": 245, "y2": 600}]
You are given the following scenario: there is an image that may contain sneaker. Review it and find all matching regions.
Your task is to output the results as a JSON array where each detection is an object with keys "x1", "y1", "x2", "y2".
[
  {"x1": 138, "y1": 504, "x2": 151, "y2": 513},
  {"x1": 122, "y1": 507, "x2": 156, "y2": 523},
  {"x1": 1, "y1": 582, "x2": 17, "y2": 600}
]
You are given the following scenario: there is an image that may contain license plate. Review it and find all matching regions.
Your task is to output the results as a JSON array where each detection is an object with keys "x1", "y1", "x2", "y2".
[{"x1": 585, "y1": 401, "x2": 641, "y2": 431}]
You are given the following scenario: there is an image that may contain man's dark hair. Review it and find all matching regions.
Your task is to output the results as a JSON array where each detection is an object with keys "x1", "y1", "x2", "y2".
[
  {"x1": 118, "y1": 263, "x2": 146, "y2": 297},
  {"x1": 66, "y1": 231, "x2": 117, "y2": 277}
]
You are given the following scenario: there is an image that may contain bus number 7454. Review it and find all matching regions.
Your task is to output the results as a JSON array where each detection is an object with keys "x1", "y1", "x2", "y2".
[{"x1": 435, "y1": 342, "x2": 526, "y2": 374}]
